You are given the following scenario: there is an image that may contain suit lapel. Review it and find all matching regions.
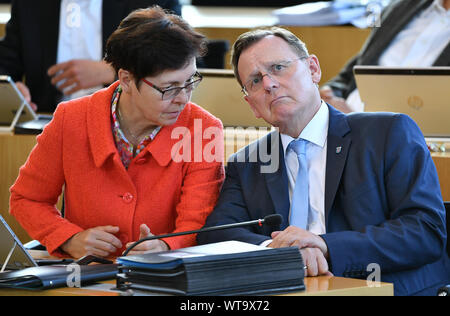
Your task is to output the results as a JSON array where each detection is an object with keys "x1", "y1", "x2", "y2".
[
  {"x1": 39, "y1": 0, "x2": 60, "y2": 65},
  {"x1": 102, "y1": 0, "x2": 127, "y2": 52},
  {"x1": 263, "y1": 131, "x2": 290, "y2": 230},
  {"x1": 324, "y1": 106, "x2": 351, "y2": 228}
]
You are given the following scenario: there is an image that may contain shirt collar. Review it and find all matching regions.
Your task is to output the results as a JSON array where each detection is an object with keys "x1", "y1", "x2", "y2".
[{"x1": 280, "y1": 100, "x2": 329, "y2": 155}]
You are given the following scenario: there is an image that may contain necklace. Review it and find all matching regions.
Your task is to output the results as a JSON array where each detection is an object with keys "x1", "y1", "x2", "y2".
[{"x1": 117, "y1": 107, "x2": 143, "y2": 143}]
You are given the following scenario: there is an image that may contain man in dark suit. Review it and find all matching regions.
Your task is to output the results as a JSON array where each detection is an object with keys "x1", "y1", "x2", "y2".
[
  {"x1": 0, "y1": 0, "x2": 181, "y2": 112},
  {"x1": 320, "y1": 0, "x2": 450, "y2": 113},
  {"x1": 197, "y1": 27, "x2": 450, "y2": 296}
]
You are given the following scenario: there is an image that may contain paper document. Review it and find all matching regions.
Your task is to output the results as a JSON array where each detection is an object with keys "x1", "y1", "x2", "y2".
[{"x1": 273, "y1": 0, "x2": 390, "y2": 27}]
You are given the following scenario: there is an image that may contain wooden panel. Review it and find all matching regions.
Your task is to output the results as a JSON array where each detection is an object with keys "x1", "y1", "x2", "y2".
[
  {"x1": 0, "y1": 134, "x2": 38, "y2": 243},
  {"x1": 284, "y1": 276, "x2": 393, "y2": 296},
  {"x1": 431, "y1": 153, "x2": 450, "y2": 201},
  {"x1": 195, "y1": 26, "x2": 371, "y2": 84}
]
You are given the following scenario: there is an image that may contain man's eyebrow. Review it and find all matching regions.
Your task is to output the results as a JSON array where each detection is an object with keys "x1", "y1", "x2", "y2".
[{"x1": 246, "y1": 59, "x2": 288, "y2": 78}]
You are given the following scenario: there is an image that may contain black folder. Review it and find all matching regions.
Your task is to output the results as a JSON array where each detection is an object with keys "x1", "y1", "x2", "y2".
[
  {"x1": 0, "y1": 264, "x2": 118, "y2": 290},
  {"x1": 116, "y1": 241, "x2": 305, "y2": 295}
]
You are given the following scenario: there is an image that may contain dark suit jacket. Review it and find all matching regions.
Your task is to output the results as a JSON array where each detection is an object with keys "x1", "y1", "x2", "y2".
[
  {"x1": 0, "y1": 0, "x2": 181, "y2": 113},
  {"x1": 326, "y1": 0, "x2": 450, "y2": 99},
  {"x1": 198, "y1": 105, "x2": 450, "y2": 296}
]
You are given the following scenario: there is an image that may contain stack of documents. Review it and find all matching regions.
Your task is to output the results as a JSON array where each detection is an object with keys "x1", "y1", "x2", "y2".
[
  {"x1": 116, "y1": 241, "x2": 305, "y2": 295},
  {"x1": 273, "y1": 0, "x2": 375, "y2": 27}
]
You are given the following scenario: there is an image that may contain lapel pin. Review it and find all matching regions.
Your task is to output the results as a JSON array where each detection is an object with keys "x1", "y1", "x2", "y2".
[{"x1": 336, "y1": 146, "x2": 342, "y2": 154}]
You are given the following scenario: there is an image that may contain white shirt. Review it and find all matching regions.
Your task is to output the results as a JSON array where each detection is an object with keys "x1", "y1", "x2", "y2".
[
  {"x1": 259, "y1": 101, "x2": 329, "y2": 247},
  {"x1": 57, "y1": 0, "x2": 103, "y2": 100},
  {"x1": 281, "y1": 101, "x2": 329, "y2": 235},
  {"x1": 347, "y1": 0, "x2": 450, "y2": 111},
  {"x1": 378, "y1": 0, "x2": 450, "y2": 67}
]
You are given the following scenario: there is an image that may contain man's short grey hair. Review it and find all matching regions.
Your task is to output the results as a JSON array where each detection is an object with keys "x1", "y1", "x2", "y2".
[{"x1": 231, "y1": 27, "x2": 309, "y2": 87}]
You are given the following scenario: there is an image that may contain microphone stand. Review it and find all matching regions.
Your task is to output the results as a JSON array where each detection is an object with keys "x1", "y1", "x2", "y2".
[{"x1": 123, "y1": 215, "x2": 281, "y2": 256}]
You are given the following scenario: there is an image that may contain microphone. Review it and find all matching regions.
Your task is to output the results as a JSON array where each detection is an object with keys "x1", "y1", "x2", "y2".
[{"x1": 123, "y1": 214, "x2": 282, "y2": 256}]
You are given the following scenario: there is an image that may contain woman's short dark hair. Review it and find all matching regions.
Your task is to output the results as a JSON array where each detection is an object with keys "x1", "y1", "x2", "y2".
[
  {"x1": 105, "y1": 6, "x2": 207, "y2": 85},
  {"x1": 231, "y1": 27, "x2": 309, "y2": 87}
]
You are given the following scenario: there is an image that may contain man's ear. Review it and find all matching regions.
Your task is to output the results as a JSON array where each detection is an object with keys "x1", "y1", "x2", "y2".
[
  {"x1": 307, "y1": 55, "x2": 322, "y2": 85},
  {"x1": 244, "y1": 95, "x2": 262, "y2": 119},
  {"x1": 118, "y1": 69, "x2": 135, "y2": 93}
]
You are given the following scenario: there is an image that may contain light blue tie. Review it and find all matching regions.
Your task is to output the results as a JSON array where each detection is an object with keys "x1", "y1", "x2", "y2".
[{"x1": 289, "y1": 139, "x2": 309, "y2": 229}]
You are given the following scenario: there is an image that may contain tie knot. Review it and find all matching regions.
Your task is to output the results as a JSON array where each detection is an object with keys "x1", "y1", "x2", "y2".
[{"x1": 289, "y1": 139, "x2": 307, "y2": 156}]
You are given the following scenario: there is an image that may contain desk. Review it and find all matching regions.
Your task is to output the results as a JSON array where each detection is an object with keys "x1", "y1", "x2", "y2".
[
  {"x1": 0, "y1": 276, "x2": 393, "y2": 296},
  {"x1": 431, "y1": 153, "x2": 450, "y2": 201},
  {"x1": 0, "y1": 250, "x2": 393, "y2": 296},
  {"x1": 0, "y1": 4, "x2": 9, "y2": 35}
]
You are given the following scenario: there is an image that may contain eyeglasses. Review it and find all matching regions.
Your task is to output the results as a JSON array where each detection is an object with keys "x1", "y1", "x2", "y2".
[
  {"x1": 241, "y1": 57, "x2": 308, "y2": 96},
  {"x1": 141, "y1": 72, "x2": 203, "y2": 100}
]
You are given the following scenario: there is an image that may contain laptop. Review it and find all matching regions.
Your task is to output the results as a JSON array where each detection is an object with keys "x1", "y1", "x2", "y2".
[
  {"x1": 0, "y1": 75, "x2": 52, "y2": 134},
  {"x1": 0, "y1": 215, "x2": 72, "y2": 272},
  {"x1": 353, "y1": 66, "x2": 450, "y2": 138},
  {"x1": 0, "y1": 215, "x2": 39, "y2": 271},
  {"x1": 191, "y1": 69, "x2": 271, "y2": 128}
]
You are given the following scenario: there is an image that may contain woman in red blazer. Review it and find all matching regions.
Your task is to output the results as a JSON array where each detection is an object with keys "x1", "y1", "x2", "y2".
[{"x1": 9, "y1": 7, "x2": 224, "y2": 259}]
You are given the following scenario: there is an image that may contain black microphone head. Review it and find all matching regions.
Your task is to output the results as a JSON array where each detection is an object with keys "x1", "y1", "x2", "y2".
[{"x1": 263, "y1": 214, "x2": 282, "y2": 226}]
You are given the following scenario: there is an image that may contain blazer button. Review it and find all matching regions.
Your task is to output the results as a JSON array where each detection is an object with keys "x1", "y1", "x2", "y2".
[{"x1": 122, "y1": 192, "x2": 134, "y2": 204}]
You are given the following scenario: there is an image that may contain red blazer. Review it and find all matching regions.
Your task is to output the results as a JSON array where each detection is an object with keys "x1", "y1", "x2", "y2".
[{"x1": 10, "y1": 82, "x2": 225, "y2": 257}]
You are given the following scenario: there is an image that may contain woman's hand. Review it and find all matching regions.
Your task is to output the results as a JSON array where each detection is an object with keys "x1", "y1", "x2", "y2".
[
  {"x1": 124, "y1": 224, "x2": 170, "y2": 256},
  {"x1": 61, "y1": 225, "x2": 122, "y2": 259}
]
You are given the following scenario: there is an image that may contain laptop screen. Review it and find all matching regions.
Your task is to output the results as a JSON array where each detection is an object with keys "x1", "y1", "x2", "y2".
[
  {"x1": 0, "y1": 215, "x2": 37, "y2": 271},
  {"x1": 191, "y1": 69, "x2": 270, "y2": 128},
  {"x1": 0, "y1": 76, "x2": 36, "y2": 132},
  {"x1": 354, "y1": 66, "x2": 450, "y2": 137}
]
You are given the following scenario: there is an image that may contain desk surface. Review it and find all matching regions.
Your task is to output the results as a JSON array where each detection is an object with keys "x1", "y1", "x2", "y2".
[
  {"x1": 0, "y1": 251, "x2": 393, "y2": 296},
  {"x1": 0, "y1": 276, "x2": 393, "y2": 297}
]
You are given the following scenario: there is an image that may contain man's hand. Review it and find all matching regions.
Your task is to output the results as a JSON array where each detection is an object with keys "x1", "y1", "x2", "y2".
[
  {"x1": 15, "y1": 81, "x2": 37, "y2": 111},
  {"x1": 299, "y1": 247, "x2": 332, "y2": 277},
  {"x1": 270, "y1": 226, "x2": 329, "y2": 256},
  {"x1": 268, "y1": 226, "x2": 332, "y2": 277},
  {"x1": 47, "y1": 59, "x2": 116, "y2": 95},
  {"x1": 124, "y1": 224, "x2": 170, "y2": 256},
  {"x1": 320, "y1": 85, "x2": 353, "y2": 114},
  {"x1": 61, "y1": 225, "x2": 122, "y2": 259}
]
